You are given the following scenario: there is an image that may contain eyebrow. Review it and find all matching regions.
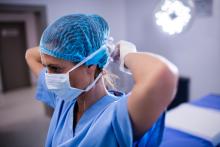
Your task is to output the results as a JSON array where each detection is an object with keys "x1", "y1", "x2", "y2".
[{"x1": 43, "y1": 63, "x2": 61, "y2": 68}]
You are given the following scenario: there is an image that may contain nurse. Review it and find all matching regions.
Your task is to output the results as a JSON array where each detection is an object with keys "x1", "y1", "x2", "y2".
[{"x1": 25, "y1": 14, "x2": 178, "y2": 147}]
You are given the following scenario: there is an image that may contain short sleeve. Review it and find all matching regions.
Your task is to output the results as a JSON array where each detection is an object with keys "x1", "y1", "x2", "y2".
[
  {"x1": 133, "y1": 112, "x2": 166, "y2": 147},
  {"x1": 112, "y1": 95, "x2": 166, "y2": 147},
  {"x1": 112, "y1": 96, "x2": 133, "y2": 147},
  {"x1": 35, "y1": 68, "x2": 57, "y2": 108}
]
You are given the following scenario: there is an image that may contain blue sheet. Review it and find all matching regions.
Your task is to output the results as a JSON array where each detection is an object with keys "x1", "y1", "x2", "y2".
[
  {"x1": 160, "y1": 94, "x2": 220, "y2": 147},
  {"x1": 191, "y1": 94, "x2": 220, "y2": 110}
]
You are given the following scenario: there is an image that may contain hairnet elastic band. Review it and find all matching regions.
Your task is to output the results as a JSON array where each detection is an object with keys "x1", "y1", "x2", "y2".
[{"x1": 67, "y1": 45, "x2": 107, "y2": 73}]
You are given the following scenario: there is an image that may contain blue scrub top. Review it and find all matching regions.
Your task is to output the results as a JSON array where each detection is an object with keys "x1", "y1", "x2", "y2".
[{"x1": 36, "y1": 69, "x2": 165, "y2": 147}]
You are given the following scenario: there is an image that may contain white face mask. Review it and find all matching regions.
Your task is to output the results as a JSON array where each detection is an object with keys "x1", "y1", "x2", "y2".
[{"x1": 45, "y1": 44, "x2": 110, "y2": 101}]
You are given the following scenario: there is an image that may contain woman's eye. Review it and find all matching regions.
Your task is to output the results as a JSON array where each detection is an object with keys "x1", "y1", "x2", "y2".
[{"x1": 48, "y1": 66, "x2": 62, "y2": 73}]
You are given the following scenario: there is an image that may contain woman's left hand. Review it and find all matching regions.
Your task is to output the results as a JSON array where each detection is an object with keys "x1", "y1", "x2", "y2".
[{"x1": 110, "y1": 44, "x2": 120, "y2": 63}]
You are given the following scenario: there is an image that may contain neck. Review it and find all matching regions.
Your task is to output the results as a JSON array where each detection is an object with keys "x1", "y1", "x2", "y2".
[{"x1": 76, "y1": 78, "x2": 107, "y2": 114}]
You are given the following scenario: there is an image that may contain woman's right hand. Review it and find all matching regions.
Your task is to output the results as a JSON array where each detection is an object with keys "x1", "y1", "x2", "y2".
[{"x1": 25, "y1": 47, "x2": 44, "y2": 78}]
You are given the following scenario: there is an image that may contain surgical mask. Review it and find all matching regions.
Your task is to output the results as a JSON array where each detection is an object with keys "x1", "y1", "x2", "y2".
[{"x1": 45, "y1": 44, "x2": 111, "y2": 102}]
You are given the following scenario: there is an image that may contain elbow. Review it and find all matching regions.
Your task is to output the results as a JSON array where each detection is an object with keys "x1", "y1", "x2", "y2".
[
  {"x1": 25, "y1": 48, "x2": 32, "y2": 63},
  {"x1": 158, "y1": 61, "x2": 179, "y2": 103},
  {"x1": 24, "y1": 47, "x2": 43, "y2": 78},
  {"x1": 161, "y1": 59, "x2": 179, "y2": 84}
]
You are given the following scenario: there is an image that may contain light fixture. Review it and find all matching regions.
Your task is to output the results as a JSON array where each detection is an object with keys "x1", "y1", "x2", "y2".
[{"x1": 155, "y1": 0, "x2": 194, "y2": 35}]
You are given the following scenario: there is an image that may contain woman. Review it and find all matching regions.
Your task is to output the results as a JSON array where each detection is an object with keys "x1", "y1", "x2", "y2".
[{"x1": 25, "y1": 14, "x2": 178, "y2": 147}]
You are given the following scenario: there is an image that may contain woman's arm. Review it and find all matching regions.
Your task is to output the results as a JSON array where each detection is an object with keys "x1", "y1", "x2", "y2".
[
  {"x1": 25, "y1": 47, "x2": 43, "y2": 78},
  {"x1": 124, "y1": 50, "x2": 179, "y2": 139}
]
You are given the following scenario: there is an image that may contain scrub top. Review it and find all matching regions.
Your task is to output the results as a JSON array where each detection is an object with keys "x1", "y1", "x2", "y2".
[{"x1": 36, "y1": 69, "x2": 165, "y2": 147}]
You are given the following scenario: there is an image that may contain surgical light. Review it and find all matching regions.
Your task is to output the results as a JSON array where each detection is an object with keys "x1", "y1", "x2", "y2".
[{"x1": 155, "y1": 0, "x2": 194, "y2": 35}]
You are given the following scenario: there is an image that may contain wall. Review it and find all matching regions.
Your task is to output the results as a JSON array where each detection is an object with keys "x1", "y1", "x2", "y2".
[
  {"x1": 125, "y1": 0, "x2": 220, "y2": 99},
  {"x1": 0, "y1": 0, "x2": 127, "y2": 41}
]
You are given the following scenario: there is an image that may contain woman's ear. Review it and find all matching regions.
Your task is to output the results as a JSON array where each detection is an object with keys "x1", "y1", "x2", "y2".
[{"x1": 87, "y1": 65, "x2": 97, "y2": 78}]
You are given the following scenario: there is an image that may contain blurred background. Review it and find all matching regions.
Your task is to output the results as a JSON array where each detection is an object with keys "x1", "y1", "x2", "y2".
[{"x1": 0, "y1": 0, "x2": 219, "y2": 146}]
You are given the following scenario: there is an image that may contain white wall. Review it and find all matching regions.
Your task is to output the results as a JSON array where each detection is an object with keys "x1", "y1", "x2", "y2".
[
  {"x1": 125, "y1": 0, "x2": 220, "y2": 99},
  {"x1": 0, "y1": 0, "x2": 127, "y2": 41}
]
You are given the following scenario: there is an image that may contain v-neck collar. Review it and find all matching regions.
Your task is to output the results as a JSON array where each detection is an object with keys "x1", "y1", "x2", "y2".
[{"x1": 72, "y1": 93, "x2": 118, "y2": 135}]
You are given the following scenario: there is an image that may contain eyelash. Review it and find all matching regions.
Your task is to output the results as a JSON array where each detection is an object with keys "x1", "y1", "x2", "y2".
[{"x1": 48, "y1": 66, "x2": 62, "y2": 73}]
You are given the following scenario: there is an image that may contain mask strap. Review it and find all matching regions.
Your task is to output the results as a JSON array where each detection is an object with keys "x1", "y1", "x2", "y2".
[
  {"x1": 67, "y1": 45, "x2": 107, "y2": 73},
  {"x1": 83, "y1": 73, "x2": 103, "y2": 92},
  {"x1": 79, "y1": 57, "x2": 110, "y2": 92},
  {"x1": 84, "y1": 50, "x2": 113, "y2": 91}
]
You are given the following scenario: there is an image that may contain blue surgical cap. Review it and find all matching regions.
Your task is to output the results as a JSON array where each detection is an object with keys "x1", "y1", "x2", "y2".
[{"x1": 40, "y1": 14, "x2": 110, "y2": 68}]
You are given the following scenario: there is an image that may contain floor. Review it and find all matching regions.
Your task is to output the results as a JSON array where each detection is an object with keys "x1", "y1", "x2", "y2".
[{"x1": 0, "y1": 87, "x2": 51, "y2": 147}]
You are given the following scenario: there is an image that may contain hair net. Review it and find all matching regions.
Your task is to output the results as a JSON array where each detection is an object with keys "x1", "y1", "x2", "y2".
[{"x1": 39, "y1": 14, "x2": 110, "y2": 68}]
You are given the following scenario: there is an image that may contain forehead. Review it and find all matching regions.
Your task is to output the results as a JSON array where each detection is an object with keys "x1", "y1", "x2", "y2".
[{"x1": 40, "y1": 53, "x2": 74, "y2": 67}]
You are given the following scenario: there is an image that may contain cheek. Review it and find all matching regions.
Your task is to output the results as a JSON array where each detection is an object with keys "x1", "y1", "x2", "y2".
[{"x1": 69, "y1": 69, "x2": 90, "y2": 89}]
